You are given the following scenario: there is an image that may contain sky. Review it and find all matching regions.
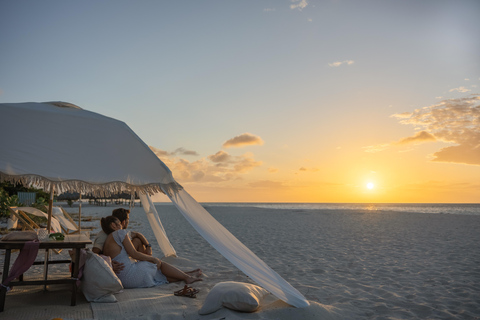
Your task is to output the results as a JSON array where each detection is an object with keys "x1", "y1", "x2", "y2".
[{"x1": 1, "y1": 0, "x2": 479, "y2": 203}]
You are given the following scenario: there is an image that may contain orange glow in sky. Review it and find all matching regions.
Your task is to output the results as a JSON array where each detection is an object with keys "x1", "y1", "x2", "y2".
[{"x1": 2, "y1": 1, "x2": 479, "y2": 203}]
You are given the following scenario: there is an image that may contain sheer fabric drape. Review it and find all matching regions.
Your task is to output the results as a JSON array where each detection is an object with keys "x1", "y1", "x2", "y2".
[
  {"x1": 139, "y1": 193, "x2": 176, "y2": 257},
  {"x1": 165, "y1": 188, "x2": 309, "y2": 308}
]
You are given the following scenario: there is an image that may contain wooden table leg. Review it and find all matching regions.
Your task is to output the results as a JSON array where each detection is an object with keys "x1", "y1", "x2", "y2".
[
  {"x1": 71, "y1": 248, "x2": 81, "y2": 306},
  {"x1": 0, "y1": 249, "x2": 12, "y2": 312},
  {"x1": 43, "y1": 248, "x2": 50, "y2": 291}
]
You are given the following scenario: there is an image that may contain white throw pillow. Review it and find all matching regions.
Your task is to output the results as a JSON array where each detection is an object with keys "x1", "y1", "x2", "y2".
[
  {"x1": 81, "y1": 251, "x2": 123, "y2": 303},
  {"x1": 199, "y1": 281, "x2": 269, "y2": 315}
]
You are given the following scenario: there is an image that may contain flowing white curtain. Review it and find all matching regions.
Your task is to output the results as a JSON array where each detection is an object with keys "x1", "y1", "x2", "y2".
[
  {"x1": 139, "y1": 192, "x2": 176, "y2": 257},
  {"x1": 165, "y1": 188, "x2": 309, "y2": 308}
]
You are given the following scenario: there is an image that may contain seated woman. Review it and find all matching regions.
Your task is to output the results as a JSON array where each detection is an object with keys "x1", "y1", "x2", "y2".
[{"x1": 101, "y1": 216, "x2": 202, "y2": 288}]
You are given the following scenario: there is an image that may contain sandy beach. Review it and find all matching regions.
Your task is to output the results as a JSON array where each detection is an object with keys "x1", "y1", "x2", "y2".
[{"x1": 1, "y1": 203, "x2": 479, "y2": 320}]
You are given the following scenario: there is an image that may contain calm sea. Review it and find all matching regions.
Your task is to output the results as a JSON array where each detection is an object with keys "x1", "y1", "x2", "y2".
[{"x1": 196, "y1": 203, "x2": 480, "y2": 216}]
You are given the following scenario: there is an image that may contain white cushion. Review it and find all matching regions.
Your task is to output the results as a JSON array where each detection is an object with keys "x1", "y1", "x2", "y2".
[
  {"x1": 199, "y1": 281, "x2": 269, "y2": 315},
  {"x1": 81, "y1": 251, "x2": 123, "y2": 303}
]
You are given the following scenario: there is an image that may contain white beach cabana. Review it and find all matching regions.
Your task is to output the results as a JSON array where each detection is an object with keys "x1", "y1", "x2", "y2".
[{"x1": 0, "y1": 101, "x2": 309, "y2": 308}]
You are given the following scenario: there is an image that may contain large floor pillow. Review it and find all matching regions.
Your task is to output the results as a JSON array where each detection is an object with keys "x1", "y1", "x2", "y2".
[
  {"x1": 199, "y1": 281, "x2": 269, "y2": 315},
  {"x1": 82, "y1": 251, "x2": 123, "y2": 303}
]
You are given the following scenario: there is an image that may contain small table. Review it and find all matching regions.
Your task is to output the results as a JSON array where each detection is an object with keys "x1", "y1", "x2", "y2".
[{"x1": 0, "y1": 234, "x2": 91, "y2": 312}]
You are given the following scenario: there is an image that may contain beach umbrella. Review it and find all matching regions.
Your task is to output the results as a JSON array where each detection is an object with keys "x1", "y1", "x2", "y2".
[
  {"x1": 0, "y1": 101, "x2": 180, "y2": 256},
  {"x1": 0, "y1": 102, "x2": 180, "y2": 195},
  {"x1": 0, "y1": 101, "x2": 309, "y2": 308}
]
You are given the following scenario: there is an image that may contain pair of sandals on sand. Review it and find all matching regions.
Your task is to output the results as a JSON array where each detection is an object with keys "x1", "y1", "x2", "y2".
[{"x1": 174, "y1": 285, "x2": 200, "y2": 298}]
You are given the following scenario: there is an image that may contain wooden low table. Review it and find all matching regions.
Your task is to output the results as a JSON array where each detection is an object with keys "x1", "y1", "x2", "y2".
[{"x1": 0, "y1": 234, "x2": 91, "y2": 312}]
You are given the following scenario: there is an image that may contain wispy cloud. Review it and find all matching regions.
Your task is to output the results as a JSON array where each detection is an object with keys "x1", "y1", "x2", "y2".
[
  {"x1": 263, "y1": 8, "x2": 276, "y2": 12},
  {"x1": 208, "y1": 150, "x2": 231, "y2": 163},
  {"x1": 449, "y1": 86, "x2": 471, "y2": 93},
  {"x1": 298, "y1": 167, "x2": 320, "y2": 172},
  {"x1": 365, "y1": 95, "x2": 480, "y2": 166},
  {"x1": 223, "y1": 133, "x2": 264, "y2": 148},
  {"x1": 172, "y1": 147, "x2": 199, "y2": 156},
  {"x1": 149, "y1": 146, "x2": 199, "y2": 157},
  {"x1": 396, "y1": 131, "x2": 436, "y2": 145},
  {"x1": 290, "y1": 0, "x2": 308, "y2": 10},
  {"x1": 364, "y1": 130, "x2": 437, "y2": 152},
  {"x1": 328, "y1": 60, "x2": 355, "y2": 67}
]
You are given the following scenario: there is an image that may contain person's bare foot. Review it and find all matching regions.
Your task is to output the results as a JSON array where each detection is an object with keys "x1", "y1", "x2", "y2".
[
  {"x1": 185, "y1": 276, "x2": 203, "y2": 284},
  {"x1": 185, "y1": 268, "x2": 202, "y2": 277}
]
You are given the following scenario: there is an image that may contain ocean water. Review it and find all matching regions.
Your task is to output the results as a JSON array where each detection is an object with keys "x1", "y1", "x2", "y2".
[{"x1": 196, "y1": 202, "x2": 480, "y2": 216}]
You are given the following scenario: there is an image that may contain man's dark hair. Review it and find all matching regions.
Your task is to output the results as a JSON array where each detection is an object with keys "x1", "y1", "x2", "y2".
[{"x1": 112, "y1": 208, "x2": 130, "y2": 223}]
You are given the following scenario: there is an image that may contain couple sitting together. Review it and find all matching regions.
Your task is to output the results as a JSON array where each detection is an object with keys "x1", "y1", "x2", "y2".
[{"x1": 92, "y1": 208, "x2": 202, "y2": 289}]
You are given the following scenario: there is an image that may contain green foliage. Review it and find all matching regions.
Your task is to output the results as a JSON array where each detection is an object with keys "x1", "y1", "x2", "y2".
[
  {"x1": 0, "y1": 181, "x2": 50, "y2": 201},
  {"x1": 67, "y1": 199, "x2": 74, "y2": 207},
  {"x1": 0, "y1": 181, "x2": 49, "y2": 218},
  {"x1": 0, "y1": 189, "x2": 22, "y2": 218},
  {"x1": 32, "y1": 197, "x2": 48, "y2": 210}
]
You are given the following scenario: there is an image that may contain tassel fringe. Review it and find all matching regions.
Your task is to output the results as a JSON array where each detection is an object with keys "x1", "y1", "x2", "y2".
[{"x1": 0, "y1": 171, "x2": 183, "y2": 197}]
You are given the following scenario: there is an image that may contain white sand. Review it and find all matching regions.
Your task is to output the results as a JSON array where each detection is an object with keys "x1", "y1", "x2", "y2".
[{"x1": 1, "y1": 203, "x2": 479, "y2": 319}]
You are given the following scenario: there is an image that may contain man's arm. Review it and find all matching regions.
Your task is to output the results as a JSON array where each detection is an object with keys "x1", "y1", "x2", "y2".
[
  {"x1": 130, "y1": 231, "x2": 153, "y2": 255},
  {"x1": 92, "y1": 230, "x2": 108, "y2": 255}
]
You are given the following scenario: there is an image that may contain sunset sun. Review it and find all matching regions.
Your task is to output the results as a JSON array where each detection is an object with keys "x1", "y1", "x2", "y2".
[{"x1": 366, "y1": 182, "x2": 375, "y2": 190}]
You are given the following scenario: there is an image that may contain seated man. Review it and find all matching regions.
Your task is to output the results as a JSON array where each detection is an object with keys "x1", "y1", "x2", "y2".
[{"x1": 92, "y1": 208, "x2": 153, "y2": 272}]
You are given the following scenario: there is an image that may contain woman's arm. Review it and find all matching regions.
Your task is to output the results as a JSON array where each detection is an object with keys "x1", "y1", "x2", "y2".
[{"x1": 122, "y1": 233, "x2": 160, "y2": 267}]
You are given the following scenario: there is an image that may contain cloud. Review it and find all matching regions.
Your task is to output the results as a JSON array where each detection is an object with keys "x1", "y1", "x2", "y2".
[
  {"x1": 364, "y1": 130, "x2": 436, "y2": 152},
  {"x1": 396, "y1": 131, "x2": 437, "y2": 145},
  {"x1": 263, "y1": 8, "x2": 275, "y2": 12},
  {"x1": 366, "y1": 95, "x2": 480, "y2": 165},
  {"x1": 328, "y1": 60, "x2": 355, "y2": 67},
  {"x1": 173, "y1": 147, "x2": 199, "y2": 156},
  {"x1": 299, "y1": 167, "x2": 320, "y2": 172},
  {"x1": 150, "y1": 146, "x2": 199, "y2": 157},
  {"x1": 223, "y1": 133, "x2": 264, "y2": 148},
  {"x1": 431, "y1": 144, "x2": 480, "y2": 165},
  {"x1": 234, "y1": 154, "x2": 262, "y2": 173},
  {"x1": 363, "y1": 143, "x2": 391, "y2": 153},
  {"x1": 150, "y1": 146, "x2": 262, "y2": 182},
  {"x1": 290, "y1": 0, "x2": 308, "y2": 10},
  {"x1": 449, "y1": 86, "x2": 471, "y2": 93},
  {"x1": 149, "y1": 146, "x2": 170, "y2": 157},
  {"x1": 208, "y1": 150, "x2": 231, "y2": 163}
]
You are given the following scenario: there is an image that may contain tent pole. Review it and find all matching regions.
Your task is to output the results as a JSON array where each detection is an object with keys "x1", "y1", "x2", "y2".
[
  {"x1": 44, "y1": 184, "x2": 54, "y2": 290},
  {"x1": 46, "y1": 185, "x2": 55, "y2": 233},
  {"x1": 78, "y1": 193, "x2": 82, "y2": 233}
]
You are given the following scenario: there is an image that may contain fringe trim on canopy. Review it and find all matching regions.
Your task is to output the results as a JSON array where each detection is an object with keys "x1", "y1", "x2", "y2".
[{"x1": 0, "y1": 172, "x2": 183, "y2": 197}]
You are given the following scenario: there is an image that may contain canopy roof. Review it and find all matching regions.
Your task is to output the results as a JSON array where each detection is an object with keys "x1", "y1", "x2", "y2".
[{"x1": 0, "y1": 102, "x2": 181, "y2": 196}]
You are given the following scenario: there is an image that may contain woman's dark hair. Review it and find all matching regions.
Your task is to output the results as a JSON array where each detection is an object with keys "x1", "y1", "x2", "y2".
[
  {"x1": 101, "y1": 216, "x2": 120, "y2": 234},
  {"x1": 112, "y1": 208, "x2": 130, "y2": 223}
]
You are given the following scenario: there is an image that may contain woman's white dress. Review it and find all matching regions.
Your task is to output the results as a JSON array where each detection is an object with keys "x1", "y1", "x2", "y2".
[{"x1": 111, "y1": 229, "x2": 168, "y2": 288}]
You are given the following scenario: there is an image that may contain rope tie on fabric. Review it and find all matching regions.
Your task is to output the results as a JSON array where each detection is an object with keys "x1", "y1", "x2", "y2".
[{"x1": 0, "y1": 283, "x2": 11, "y2": 292}]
